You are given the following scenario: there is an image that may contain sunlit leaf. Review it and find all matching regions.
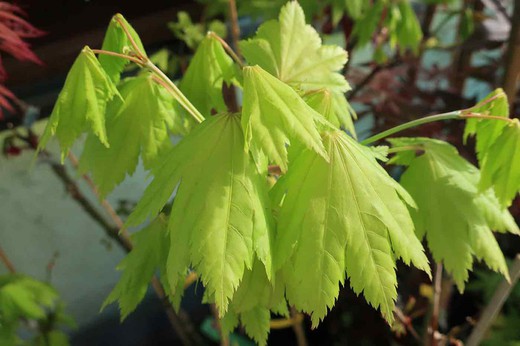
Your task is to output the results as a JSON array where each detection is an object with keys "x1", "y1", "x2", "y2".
[
  {"x1": 38, "y1": 46, "x2": 121, "y2": 161},
  {"x1": 389, "y1": 137, "x2": 517, "y2": 289},
  {"x1": 78, "y1": 74, "x2": 175, "y2": 197},
  {"x1": 272, "y1": 131, "x2": 429, "y2": 325},
  {"x1": 99, "y1": 14, "x2": 147, "y2": 83},
  {"x1": 242, "y1": 65, "x2": 328, "y2": 172},
  {"x1": 239, "y1": 1, "x2": 354, "y2": 132},
  {"x1": 126, "y1": 114, "x2": 273, "y2": 315}
]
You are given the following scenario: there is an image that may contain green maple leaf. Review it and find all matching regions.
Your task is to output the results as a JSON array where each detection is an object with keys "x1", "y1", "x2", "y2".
[
  {"x1": 271, "y1": 131, "x2": 429, "y2": 325},
  {"x1": 464, "y1": 89, "x2": 510, "y2": 159},
  {"x1": 303, "y1": 89, "x2": 357, "y2": 134},
  {"x1": 179, "y1": 34, "x2": 235, "y2": 118},
  {"x1": 38, "y1": 46, "x2": 120, "y2": 161},
  {"x1": 478, "y1": 120, "x2": 520, "y2": 207},
  {"x1": 126, "y1": 113, "x2": 273, "y2": 315},
  {"x1": 78, "y1": 74, "x2": 175, "y2": 197},
  {"x1": 242, "y1": 65, "x2": 329, "y2": 172},
  {"x1": 389, "y1": 137, "x2": 518, "y2": 290},
  {"x1": 464, "y1": 89, "x2": 519, "y2": 207},
  {"x1": 239, "y1": 1, "x2": 354, "y2": 133},
  {"x1": 99, "y1": 14, "x2": 147, "y2": 83},
  {"x1": 102, "y1": 216, "x2": 169, "y2": 319}
]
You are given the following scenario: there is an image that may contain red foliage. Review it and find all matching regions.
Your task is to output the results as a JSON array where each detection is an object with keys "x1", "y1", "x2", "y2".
[{"x1": 0, "y1": 1, "x2": 44, "y2": 119}]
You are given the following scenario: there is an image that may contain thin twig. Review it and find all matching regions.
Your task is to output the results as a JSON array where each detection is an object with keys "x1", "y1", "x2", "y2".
[
  {"x1": 91, "y1": 49, "x2": 143, "y2": 66},
  {"x1": 393, "y1": 307, "x2": 421, "y2": 342},
  {"x1": 428, "y1": 263, "x2": 443, "y2": 346},
  {"x1": 290, "y1": 306, "x2": 308, "y2": 346},
  {"x1": 270, "y1": 313, "x2": 304, "y2": 330},
  {"x1": 466, "y1": 254, "x2": 520, "y2": 346},
  {"x1": 145, "y1": 60, "x2": 205, "y2": 123},
  {"x1": 208, "y1": 31, "x2": 244, "y2": 68},
  {"x1": 502, "y1": 0, "x2": 520, "y2": 106},
  {"x1": 114, "y1": 15, "x2": 146, "y2": 59},
  {"x1": 227, "y1": 0, "x2": 241, "y2": 55},
  {"x1": 0, "y1": 245, "x2": 16, "y2": 273}
]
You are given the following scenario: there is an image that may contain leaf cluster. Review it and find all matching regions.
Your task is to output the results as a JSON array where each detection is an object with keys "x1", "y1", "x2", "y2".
[{"x1": 36, "y1": 2, "x2": 520, "y2": 345}]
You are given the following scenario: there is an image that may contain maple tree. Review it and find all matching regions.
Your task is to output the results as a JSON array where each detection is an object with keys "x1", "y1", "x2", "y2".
[{"x1": 35, "y1": 2, "x2": 519, "y2": 345}]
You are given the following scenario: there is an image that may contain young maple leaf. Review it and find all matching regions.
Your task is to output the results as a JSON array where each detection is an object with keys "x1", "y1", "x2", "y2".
[
  {"x1": 389, "y1": 137, "x2": 519, "y2": 290},
  {"x1": 271, "y1": 130, "x2": 430, "y2": 326},
  {"x1": 78, "y1": 74, "x2": 178, "y2": 197},
  {"x1": 99, "y1": 14, "x2": 146, "y2": 84},
  {"x1": 239, "y1": 1, "x2": 356, "y2": 134},
  {"x1": 179, "y1": 33, "x2": 235, "y2": 118},
  {"x1": 126, "y1": 113, "x2": 274, "y2": 316},
  {"x1": 464, "y1": 89, "x2": 520, "y2": 207},
  {"x1": 38, "y1": 46, "x2": 121, "y2": 161},
  {"x1": 241, "y1": 65, "x2": 329, "y2": 172}
]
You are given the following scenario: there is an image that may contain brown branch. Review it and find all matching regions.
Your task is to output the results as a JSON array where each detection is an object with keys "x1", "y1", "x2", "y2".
[
  {"x1": 270, "y1": 313, "x2": 304, "y2": 330},
  {"x1": 502, "y1": 0, "x2": 520, "y2": 106},
  {"x1": 0, "y1": 245, "x2": 16, "y2": 273},
  {"x1": 228, "y1": 0, "x2": 241, "y2": 56},
  {"x1": 393, "y1": 307, "x2": 421, "y2": 342},
  {"x1": 290, "y1": 306, "x2": 308, "y2": 346},
  {"x1": 208, "y1": 32, "x2": 244, "y2": 68},
  {"x1": 427, "y1": 263, "x2": 443, "y2": 346},
  {"x1": 466, "y1": 254, "x2": 520, "y2": 346}
]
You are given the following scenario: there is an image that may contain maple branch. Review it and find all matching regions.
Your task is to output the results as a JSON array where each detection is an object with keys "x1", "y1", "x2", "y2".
[
  {"x1": 290, "y1": 307, "x2": 308, "y2": 346},
  {"x1": 208, "y1": 31, "x2": 244, "y2": 68},
  {"x1": 361, "y1": 111, "x2": 462, "y2": 145},
  {"x1": 91, "y1": 49, "x2": 143, "y2": 66},
  {"x1": 227, "y1": 0, "x2": 241, "y2": 56},
  {"x1": 145, "y1": 60, "x2": 205, "y2": 123},
  {"x1": 361, "y1": 109, "x2": 515, "y2": 145},
  {"x1": 393, "y1": 307, "x2": 421, "y2": 342},
  {"x1": 269, "y1": 313, "x2": 304, "y2": 330},
  {"x1": 428, "y1": 263, "x2": 443, "y2": 346},
  {"x1": 0, "y1": 245, "x2": 16, "y2": 273},
  {"x1": 466, "y1": 254, "x2": 520, "y2": 346}
]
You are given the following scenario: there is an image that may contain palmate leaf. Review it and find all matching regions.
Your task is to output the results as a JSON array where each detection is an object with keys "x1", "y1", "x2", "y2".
[
  {"x1": 78, "y1": 74, "x2": 174, "y2": 197},
  {"x1": 464, "y1": 89, "x2": 520, "y2": 207},
  {"x1": 239, "y1": 1, "x2": 355, "y2": 133},
  {"x1": 271, "y1": 131, "x2": 430, "y2": 325},
  {"x1": 102, "y1": 216, "x2": 169, "y2": 319},
  {"x1": 242, "y1": 65, "x2": 328, "y2": 172},
  {"x1": 389, "y1": 137, "x2": 519, "y2": 290},
  {"x1": 126, "y1": 113, "x2": 273, "y2": 315},
  {"x1": 99, "y1": 14, "x2": 147, "y2": 84},
  {"x1": 179, "y1": 34, "x2": 235, "y2": 118},
  {"x1": 38, "y1": 46, "x2": 120, "y2": 160}
]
